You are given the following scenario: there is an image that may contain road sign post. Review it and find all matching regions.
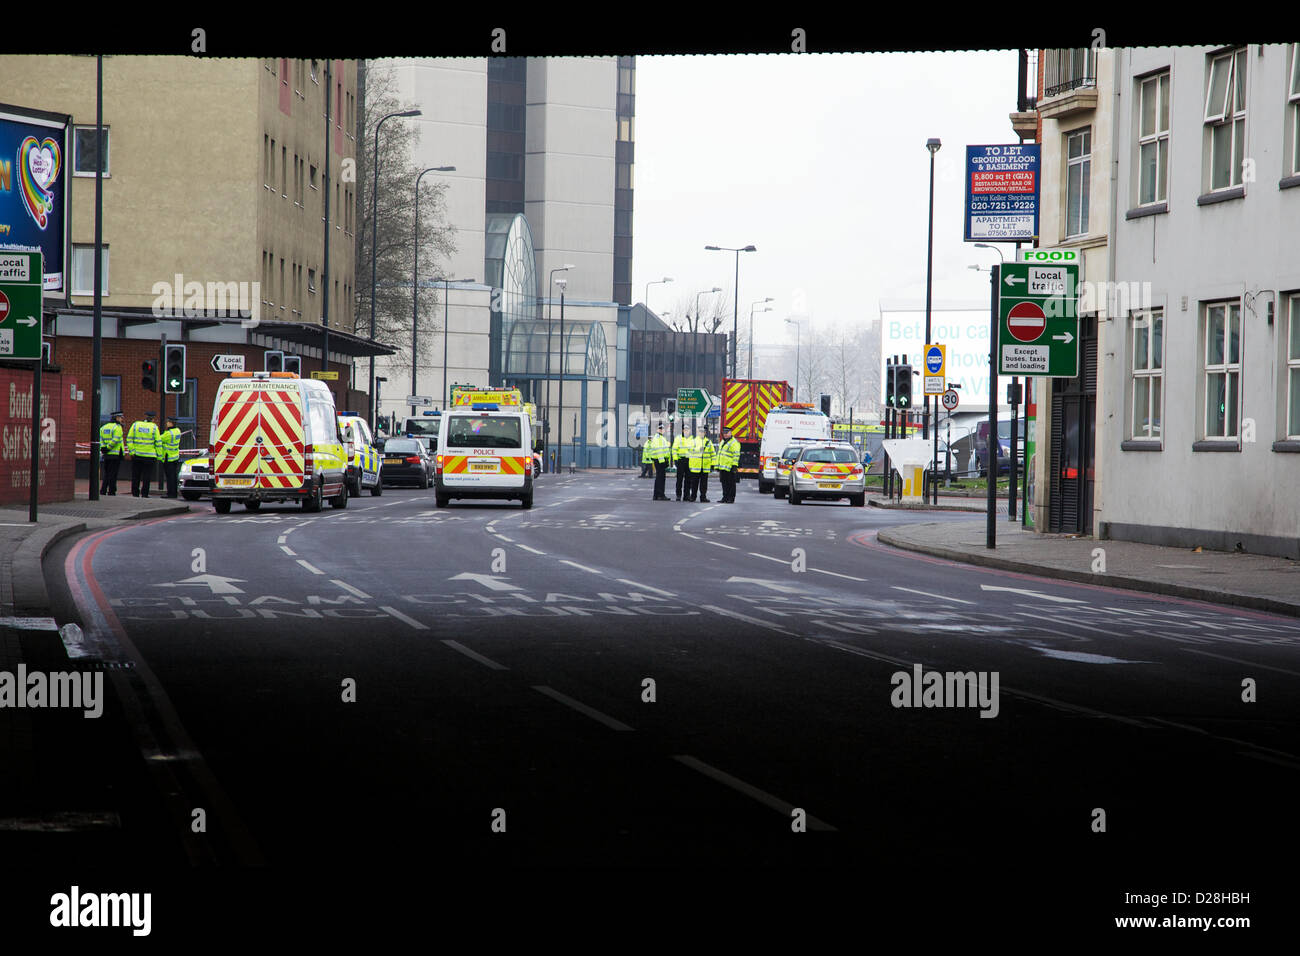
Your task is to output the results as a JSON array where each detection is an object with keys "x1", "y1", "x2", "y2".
[{"x1": 923, "y1": 343, "x2": 946, "y2": 396}]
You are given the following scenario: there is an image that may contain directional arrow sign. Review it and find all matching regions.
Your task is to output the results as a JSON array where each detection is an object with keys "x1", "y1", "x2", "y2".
[
  {"x1": 448, "y1": 572, "x2": 521, "y2": 592},
  {"x1": 154, "y1": 574, "x2": 247, "y2": 594},
  {"x1": 998, "y1": 261, "x2": 1078, "y2": 377},
  {"x1": 0, "y1": 251, "x2": 44, "y2": 360},
  {"x1": 676, "y1": 387, "x2": 711, "y2": 415},
  {"x1": 211, "y1": 353, "x2": 245, "y2": 373}
]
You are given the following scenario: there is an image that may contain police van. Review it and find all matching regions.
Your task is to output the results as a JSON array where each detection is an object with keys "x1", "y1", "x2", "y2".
[
  {"x1": 756, "y1": 403, "x2": 832, "y2": 494},
  {"x1": 336, "y1": 412, "x2": 383, "y2": 496},
  {"x1": 435, "y1": 402, "x2": 534, "y2": 509},
  {"x1": 209, "y1": 371, "x2": 348, "y2": 513}
]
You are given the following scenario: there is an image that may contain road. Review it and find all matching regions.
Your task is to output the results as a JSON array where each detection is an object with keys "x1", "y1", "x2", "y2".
[{"x1": 36, "y1": 471, "x2": 1298, "y2": 929}]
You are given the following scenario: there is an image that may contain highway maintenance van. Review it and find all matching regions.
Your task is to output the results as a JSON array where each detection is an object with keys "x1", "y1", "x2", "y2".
[
  {"x1": 435, "y1": 402, "x2": 534, "y2": 508},
  {"x1": 209, "y1": 371, "x2": 348, "y2": 514}
]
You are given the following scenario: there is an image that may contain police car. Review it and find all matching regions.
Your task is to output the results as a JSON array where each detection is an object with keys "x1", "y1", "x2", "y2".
[
  {"x1": 786, "y1": 441, "x2": 867, "y2": 506},
  {"x1": 336, "y1": 412, "x2": 383, "y2": 497},
  {"x1": 435, "y1": 402, "x2": 534, "y2": 508}
]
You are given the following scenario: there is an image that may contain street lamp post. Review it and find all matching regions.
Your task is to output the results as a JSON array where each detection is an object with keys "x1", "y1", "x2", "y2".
[
  {"x1": 369, "y1": 107, "x2": 422, "y2": 432},
  {"x1": 644, "y1": 276, "x2": 672, "y2": 421},
  {"x1": 705, "y1": 244, "x2": 757, "y2": 379},
  {"x1": 555, "y1": 278, "x2": 568, "y2": 468},
  {"x1": 924, "y1": 137, "x2": 941, "y2": 503},
  {"x1": 692, "y1": 288, "x2": 721, "y2": 436},
  {"x1": 785, "y1": 317, "x2": 802, "y2": 401},
  {"x1": 440, "y1": 276, "x2": 476, "y2": 411},
  {"x1": 748, "y1": 297, "x2": 774, "y2": 379},
  {"x1": 545, "y1": 265, "x2": 575, "y2": 455},
  {"x1": 412, "y1": 165, "x2": 455, "y2": 418}
]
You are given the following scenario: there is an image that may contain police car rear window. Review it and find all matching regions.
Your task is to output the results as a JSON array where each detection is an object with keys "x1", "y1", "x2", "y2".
[
  {"x1": 802, "y1": 448, "x2": 857, "y2": 463},
  {"x1": 384, "y1": 439, "x2": 422, "y2": 453},
  {"x1": 446, "y1": 416, "x2": 522, "y2": 448}
]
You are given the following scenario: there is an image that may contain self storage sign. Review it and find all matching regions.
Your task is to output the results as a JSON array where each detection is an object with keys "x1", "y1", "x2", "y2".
[{"x1": 964, "y1": 144, "x2": 1040, "y2": 242}]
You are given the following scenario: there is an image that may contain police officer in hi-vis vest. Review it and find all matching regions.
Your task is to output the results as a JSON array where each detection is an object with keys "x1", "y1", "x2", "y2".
[
  {"x1": 127, "y1": 410, "x2": 162, "y2": 498},
  {"x1": 695, "y1": 428, "x2": 715, "y2": 503},
  {"x1": 671, "y1": 427, "x2": 689, "y2": 501},
  {"x1": 641, "y1": 422, "x2": 672, "y2": 500},
  {"x1": 160, "y1": 416, "x2": 183, "y2": 499},
  {"x1": 99, "y1": 411, "x2": 125, "y2": 496},
  {"x1": 716, "y1": 425, "x2": 742, "y2": 503}
]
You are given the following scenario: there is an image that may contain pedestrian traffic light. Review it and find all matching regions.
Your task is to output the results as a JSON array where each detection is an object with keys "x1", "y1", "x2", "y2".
[
  {"x1": 282, "y1": 355, "x2": 302, "y2": 375},
  {"x1": 819, "y1": 393, "x2": 832, "y2": 416},
  {"x1": 164, "y1": 344, "x2": 186, "y2": 393},
  {"x1": 141, "y1": 359, "x2": 157, "y2": 392},
  {"x1": 265, "y1": 350, "x2": 284, "y2": 373},
  {"x1": 896, "y1": 363, "x2": 913, "y2": 409},
  {"x1": 885, "y1": 363, "x2": 895, "y2": 407}
]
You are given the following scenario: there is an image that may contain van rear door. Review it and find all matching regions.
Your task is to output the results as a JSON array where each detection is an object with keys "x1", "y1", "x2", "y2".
[{"x1": 213, "y1": 382, "x2": 306, "y2": 491}]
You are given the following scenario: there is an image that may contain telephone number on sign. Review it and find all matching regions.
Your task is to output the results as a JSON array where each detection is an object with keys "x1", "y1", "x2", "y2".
[{"x1": 969, "y1": 200, "x2": 1036, "y2": 212}]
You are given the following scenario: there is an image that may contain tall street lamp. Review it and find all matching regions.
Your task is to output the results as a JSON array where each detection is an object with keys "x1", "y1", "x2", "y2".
[
  {"x1": 692, "y1": 287, "x2": 721, "y2": 437},
  {"x1": 412, "y1": 164, "x2": 455, "y2": 417},
  {"x1": 644, "y1": 276, "x2": 672, "y2": 420},
  {"x1": 369, "y1": 107, "x2": 422, "y2": 432},
  {"x1": 545, "y1": 265, "x2": 574, "y2": 454},
  {"x1": 748, "y1": 297, "x2": 774, "y2": 379},
  {"x1": 440, "y1": 276, "x2": 476, "y2": 411},
  {"x1": 555, "y1": 277, "x2": 568, "y2": 467},
  {"x1": 705, "y1": 243, "x2": 757, "y2": 379},
  {"x1": 785, "y1": 317, "x2": 803, "y2": 401},
  {"x1": 923, "y1": 137, "x2": 940, "y2": 444}
]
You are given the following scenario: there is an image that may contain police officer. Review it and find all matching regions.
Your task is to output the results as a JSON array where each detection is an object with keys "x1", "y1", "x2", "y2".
[
  {"x1": 99, "y1": 411, "x2": 125, "y2": 496},
  {"x1": 127, "y1": 410, "x2": 162, "y2": 498},
  {"x1": 160, "y1": 416, "x2": 183, "y2": 499},
  {"x1": 696, "y1": 428, "x2": 715, "y2": 503},
  {"x1": 642, "y1": 423, "x2": 671, "y2": 500},
  {"x1": 682, "y1": 431, "x2": 701, "y2": 502},
  {"x1": 638, "y1": 420, "x2": 652, "y2": 478},
  {"x1": 717, "y1": 425, "x2": 741, "y2": 503},
  {"x1": 672, "y1": 427, "x2": 689, "y2": 501}
]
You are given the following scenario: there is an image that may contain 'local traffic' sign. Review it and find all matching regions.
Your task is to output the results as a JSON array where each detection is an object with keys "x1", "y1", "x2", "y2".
[
  {"x1": 998, "y1": 262, "x2": 1078, "y2": 377},
  {"x1": 676, "y1": 387, "x2": 711, "y2": 415},
  {"x1": 923, "y1": 343, "x2": 946, "y2": 395},
  {"x1": 210, "y1": 353, "x2": 245, "y2": 373},
  {"x1": 0, "y1": 251, "x2": 43, "y2": 360}
]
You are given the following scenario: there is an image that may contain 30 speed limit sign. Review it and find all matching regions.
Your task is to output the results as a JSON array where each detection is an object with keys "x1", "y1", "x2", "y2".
[{"x1": 941, "y1": 389, "x2": 959, "y2": 411}]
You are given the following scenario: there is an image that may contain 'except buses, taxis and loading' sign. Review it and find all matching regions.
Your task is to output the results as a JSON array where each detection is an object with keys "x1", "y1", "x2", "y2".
[
  {"x1": 964, "y1": 144, "x2": 1040, "y2": 242},
  {"x1": 998, "y1": 262, "x2": 1079, "y2": 377}
]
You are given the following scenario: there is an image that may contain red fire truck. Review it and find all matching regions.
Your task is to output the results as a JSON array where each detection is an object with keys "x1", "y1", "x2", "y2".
[{"x1": 720, "y1": 378, "x2": 793, "y2": 480}]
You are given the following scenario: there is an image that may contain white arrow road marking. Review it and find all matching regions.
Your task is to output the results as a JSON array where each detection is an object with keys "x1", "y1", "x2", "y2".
[
  {"x1": 725, "y1": 576, "x2": 803, "y2": 593},
  {"x1": 1052, "y1": 331, "x2": 1074, "y2": 344},
  {"x1": 448, "y1": 572, "x2": 521, "y2": 591},
  {"x1": 154, "y1": 574, "x2": 246, "y2": 594},
  {"x1": 892, "y1": 586, "x2": 975, "y2": 604},
  {"x1": 980, "y1": 585, "x2": 1085, "y2": 604}
]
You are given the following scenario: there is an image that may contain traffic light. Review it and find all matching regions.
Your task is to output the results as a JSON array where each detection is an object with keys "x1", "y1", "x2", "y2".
[
  {"x1": 141, "y1": 359, "x2": 157, "y2": 392},
  {"x1": 666, "y1": 398, "x2": 677, "y2": 415},
  {"x1": 283, "y1": 354, "x2": 302, "y2": 376},
  {"x1": 895, "y1": 364, "x2": 913, "y2": 409},
  {"x1": 819, "y1": 393, "x2": 832, "y2": 416},
  {"x1": 164, "y1": 344, "x2": 186, "y2": 393},
  {"x1": 265, "y1": 350, "x2": 284, "y2": 373},
  {"x1": 885, "y1": 363, "x2": 895, "y2": 407}
]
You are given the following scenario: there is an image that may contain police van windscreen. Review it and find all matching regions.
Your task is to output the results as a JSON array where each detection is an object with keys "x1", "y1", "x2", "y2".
[{"x1": 445, "y1": 416, "x2": 522, "y2": 448}]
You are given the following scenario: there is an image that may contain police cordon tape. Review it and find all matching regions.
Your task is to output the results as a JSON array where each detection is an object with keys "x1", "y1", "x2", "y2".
[{"x1": 76, "y1": 443, "x2": 206, "y2": 458}]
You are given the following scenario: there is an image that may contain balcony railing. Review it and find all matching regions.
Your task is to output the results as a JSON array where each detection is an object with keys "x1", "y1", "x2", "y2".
[{"x1": 1043, "y1": 48, "x2": 1097, "y2": 99}]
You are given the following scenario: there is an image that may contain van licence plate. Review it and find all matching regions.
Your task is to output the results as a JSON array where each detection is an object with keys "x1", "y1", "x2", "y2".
[
  {"x1": 470, "y1": 461, "x2": 498, "y2": 473},
  {"x1": 220, "y1": 477, "x2": 254, "y2": 488}
]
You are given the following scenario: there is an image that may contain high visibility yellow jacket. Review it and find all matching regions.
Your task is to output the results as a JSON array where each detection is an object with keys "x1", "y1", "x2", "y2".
[
  {"x1": 686, "y1": 435, "x2": 704, "y2": 472},
  {"x1": 99, "y1": 421, "x2": 124, "y2": 456},
  {"x1": 642, "y1": 433, "x2": 670, "y2": 463},
  {"x1": 701, "y1": 438, "x2": 716, "y2": 471},
  {"x1": 717, "y1": 437, "x2": 741, "y2": 469},
  {"x1": 159, "y1": 427, "x2": 182, "y2": 462},
  {"x1": 671, "y1": 434, "x2": 688, "y2": 460},
  {"x1": 126, "y1": 420, "x2": 161, "y2": 458}
]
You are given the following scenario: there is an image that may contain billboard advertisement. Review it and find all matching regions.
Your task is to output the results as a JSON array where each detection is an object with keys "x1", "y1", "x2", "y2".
[
  {"x1": 878, "y1": 300, "x2": 1005, "y2": 414},
  {"x1": 964, "y1": 143, "x2": 1040, "y2": 242},
  {"x1": 0, "y1": 104, "x2": 70, "y2": 296}
]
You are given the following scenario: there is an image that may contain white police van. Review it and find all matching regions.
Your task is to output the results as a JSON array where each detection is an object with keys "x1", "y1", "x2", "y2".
[{"x1": 434, "y1": 403, "x2": 534, "y2": 508}]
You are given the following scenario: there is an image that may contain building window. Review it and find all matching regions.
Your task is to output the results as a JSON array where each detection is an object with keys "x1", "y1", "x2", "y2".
[
  {"x1": 1065, "y1": 128, "x2": 1091, "y2": 237},
  {"x1": 618, "y1": 116, "x2": 634, "y2": 142},
  {"x1": 99, "y1": 376, "x2": 121, "y2": 421},
  {"x1": 1203, "y1": 301, "x2": 1241, "y2": 438},
  {"x1": 1131, "y1": 310, "x2": 1163, "y2": 440},
  {"x1": 73, "y1": 126, "x2": 109, "y2": 176},
  {"x1": 1137, "y1": 72, "x2": 1170, "y2": 205},
  {"x1": 1205, "y1": 47, "x2": 1247, "y2": 190},
  {"x1": 310, "y1": 163, "x2": 318, "y2": 190},
  {"x1": 1287, "y1": 293, "x2": 1300, "y2": 438},
  {"x1": 71, "y1": 244, "x2": 109, "y2": 295},
  {"x1": 308, "y1": 268, "x2": 316, "y2": 293},
  {"x1": 1289, "y1": 44, "x2": 1300, "y2": 176}
]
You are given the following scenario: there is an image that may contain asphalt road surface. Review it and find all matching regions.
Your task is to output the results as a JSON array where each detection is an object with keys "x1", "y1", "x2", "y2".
[{"x1": 33, "y1": 471, "x2": 1298, "y2": 934}]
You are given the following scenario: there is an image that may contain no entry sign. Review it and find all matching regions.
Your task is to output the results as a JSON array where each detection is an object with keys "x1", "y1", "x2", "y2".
[{"x1": 1006, "y1": 302, "x2": 1046, "y2": 342}]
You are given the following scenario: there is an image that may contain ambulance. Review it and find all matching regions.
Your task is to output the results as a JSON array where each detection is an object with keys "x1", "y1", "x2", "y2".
[
  {"x1": 435, "y1": 402, "x2": 534, "y2": 508},
  {"x1": 209, "y1": 371, "x2": 348, "y2": 513}
]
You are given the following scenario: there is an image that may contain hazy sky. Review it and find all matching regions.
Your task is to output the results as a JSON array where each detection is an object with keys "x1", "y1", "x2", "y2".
[{"x1": 632, "y1": 52, "x2": 1022, "y2": 348}]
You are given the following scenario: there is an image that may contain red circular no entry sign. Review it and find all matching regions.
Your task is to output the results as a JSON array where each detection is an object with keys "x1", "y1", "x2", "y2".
[
  {"x1": 1007, "y1": 301, "x2": 1045, "y2": 342},
  {"x1": 0, "y1": 290, "x2": 9, "y2": 321}
]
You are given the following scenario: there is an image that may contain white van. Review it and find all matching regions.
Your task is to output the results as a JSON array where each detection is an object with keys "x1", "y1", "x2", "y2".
[
  {"x1": 435, "y1": 403, "x2": 534, "y2": 508},
  {"x1": 756, "y1": 404, "x2": 832, "y2": 494}
]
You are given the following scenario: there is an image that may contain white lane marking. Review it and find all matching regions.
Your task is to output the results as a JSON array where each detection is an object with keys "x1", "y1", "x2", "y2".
[
  {"x1": 561, "y1": 560, "x2": 602, "y2": 575},
  {"x1": 812, "y1": 568, "x2": 866, "y2": 582},
  {"x1": 707, "y1": 541, "x2": 739, "y2": 550},
  {"x1": 1242, "y1": 752, "x2": 1300, "y2": 770},
  {"x1": 331, "y1": 579, "x2": 371, "y2": 599},
  {"x1": 981, "y1": 584, "x2": 1086, "y2": 604},
  {"x1": 496, "y1": 535, "x2": 514, "y2": 543},
  {"x1": 679, "y1": 532, "x2": 699, "y2": 540},
  {"x1": 1180, "y1": 647, "x2": 1300, "y2": 677},
  {"x1": 893, "y1": 586, "x2": 975, "y2": 605},
  {"x1": 443, "y1": 639, "x2": 508, "y2": 670},
  {"x1": 280, "y1": 545, "x2": 297, "y2": 557},
  {"x1": 616, "y1": 579, "x2": 675, "y2": 598},
  {"x1": 380, "y1": 606, "x2": 428, "y2": 630},
  {"x1": 281, "y1": 527, "x2": 296, "y2": 537},
  {"x1": 1146, "y1": 717, "x2": 1300, "y2": 762},
  {"x1": 296, "y1": 559, "x2": 324, "y2": 575},
  {"x1": 671, "y1": 755, "x2": 836, "y2": 831},
  {"x1": 747, "y1": 552, "x2": 789, "y2": 564},
  {"x1": 517, "y1": 544, "x2": 547, "y2": 556},
  {"x1": 533, "y1": 685, "x2": 634, "y2": 732},
  {"x1": 673, "y1": 524, "x2": 685, "y2": 532},
  {"x1": 701, "y1": 604, "x2": 793, "y2": 635},
  {"x1": 277, "y1": 535, "x2": 287, "y2": 545}
]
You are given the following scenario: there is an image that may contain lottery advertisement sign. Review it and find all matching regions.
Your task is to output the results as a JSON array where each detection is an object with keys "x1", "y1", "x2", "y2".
[{"x1": 0, "y1": 105, "x2": 70, "y2": 295}]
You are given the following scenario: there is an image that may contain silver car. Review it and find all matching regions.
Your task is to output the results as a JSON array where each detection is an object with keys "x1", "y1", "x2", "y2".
[{"x1": 787, "y1": 442, "x2": 867, "y2": 506}]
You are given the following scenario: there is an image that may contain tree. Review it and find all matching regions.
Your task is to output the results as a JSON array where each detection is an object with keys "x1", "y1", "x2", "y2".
[
  {"x1": 791, "y1": 319, "x2": 828, "y2": 404},
  {"x1": 354, "y1": 61, "x2": 457, "y2": 379},
  {"x1": 669, "y1": 290, "x2": 731, "y2": 334}
]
